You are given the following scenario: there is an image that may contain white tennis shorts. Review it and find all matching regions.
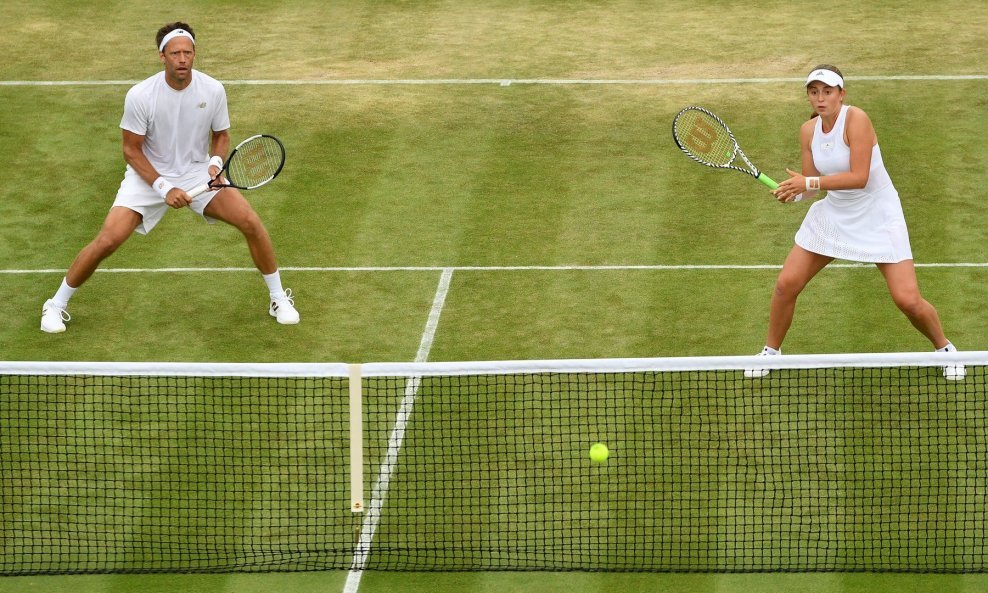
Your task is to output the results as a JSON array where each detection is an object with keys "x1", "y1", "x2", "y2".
[{"x1": 112, "y1": 164, "x2": 221, "y2": 235}]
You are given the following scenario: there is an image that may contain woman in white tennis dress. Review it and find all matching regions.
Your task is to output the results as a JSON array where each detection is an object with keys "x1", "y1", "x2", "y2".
[{"x1": 746, "y1": 65, "x2": 963, "y2": 379}]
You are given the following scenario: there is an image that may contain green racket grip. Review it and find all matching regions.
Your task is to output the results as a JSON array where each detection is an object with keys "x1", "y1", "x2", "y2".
[{"x1": 756, "y1": 173, "x2": 779, "y2": 190}]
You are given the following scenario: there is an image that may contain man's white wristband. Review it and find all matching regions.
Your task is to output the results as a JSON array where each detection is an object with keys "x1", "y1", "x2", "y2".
[
  {"x1": 152, "y1": 176, "x2": 175, "y2": 200},
  {"x1": 208, "y1": 155, "x2": 224, "y2": 170}
]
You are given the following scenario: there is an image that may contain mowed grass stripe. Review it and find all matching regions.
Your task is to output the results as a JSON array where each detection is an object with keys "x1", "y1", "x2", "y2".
[
  {"x1": 6, "y1": 263, "x2": 988, "y2": 274},
  {"x1": 3, "y1": 83, "x2": 984, "y2": 272},
  {"x1": 4, "y1": 75, "x2": 988, "y2": 86}
]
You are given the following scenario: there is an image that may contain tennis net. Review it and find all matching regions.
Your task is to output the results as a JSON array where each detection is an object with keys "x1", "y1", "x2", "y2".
[{"x1": 1, "y1": 352, "x2": 986, "y2": 574}]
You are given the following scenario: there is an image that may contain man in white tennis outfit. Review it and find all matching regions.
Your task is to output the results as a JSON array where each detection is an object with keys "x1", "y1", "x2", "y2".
[{"x1": 41, "y1": 22, "x2": 299, "y2": 333}]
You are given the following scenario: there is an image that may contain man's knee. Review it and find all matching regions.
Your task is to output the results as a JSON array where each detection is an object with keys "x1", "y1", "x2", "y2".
[
  {"x1": 89, "y1": 230, "x2": 128, "y2": 258},
  {"x1": 92, "y1": 207, "x2": 141, "y2": 255},
  {"x1": 208, "y1": 193, "x2": 267, "y2": 238},
  {"x1": 235, "y1": 211, "x2": 267, "y2": 239}
]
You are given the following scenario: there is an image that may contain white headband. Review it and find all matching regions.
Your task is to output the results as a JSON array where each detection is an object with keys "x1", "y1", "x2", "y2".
[
  {"x1": 158, "y1": 29, "x2": 195, "y2": 52},
  {"x1": 805, "y1": 69, "x2": 844, "y2": 88}
]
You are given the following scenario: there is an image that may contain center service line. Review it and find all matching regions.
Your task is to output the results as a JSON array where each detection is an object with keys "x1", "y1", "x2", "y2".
[{"x1": 343, "y1": 267, "x2": 454, "y2": 593}]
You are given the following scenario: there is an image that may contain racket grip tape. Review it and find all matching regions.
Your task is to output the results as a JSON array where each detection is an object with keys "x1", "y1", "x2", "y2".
[
  {"x1": 756, "y1": 173, "x2": 779, "y2": 190},
  {"x1": 186, "y1": 183, "x2": 210, "y2": 199}
]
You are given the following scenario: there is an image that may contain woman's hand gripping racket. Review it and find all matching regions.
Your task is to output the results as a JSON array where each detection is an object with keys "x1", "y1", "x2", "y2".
[
  {"x1": 672, "y1": 106, "x2": 779, "y2": 191},
  {"x1": 188, "y1": 134, "x2": 286, "y2": 198}
]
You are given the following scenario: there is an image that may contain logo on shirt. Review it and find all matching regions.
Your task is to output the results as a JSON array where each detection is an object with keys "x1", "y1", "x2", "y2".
[
  {"x1": 821, "y1": 142, "x2": 834, "y2": 151},
  {"x1": 198, "y1": 102, "x2": 207, "y2": 109}
]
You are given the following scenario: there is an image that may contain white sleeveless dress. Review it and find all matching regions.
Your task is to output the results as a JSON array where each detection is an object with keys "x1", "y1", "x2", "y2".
[{"x1": 794, "y1": 105, "x2": 913, "y2": 263}]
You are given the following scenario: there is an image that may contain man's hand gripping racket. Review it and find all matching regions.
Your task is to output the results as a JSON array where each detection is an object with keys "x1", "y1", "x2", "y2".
[
  {"x1": 187, "y1": 134, "x2": 286, "y2": 198},
  {"x1": 672, "y1": 106, "x2": 790, "y2": 197}
]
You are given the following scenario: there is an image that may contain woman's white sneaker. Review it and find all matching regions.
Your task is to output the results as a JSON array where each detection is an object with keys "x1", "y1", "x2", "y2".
[
  {"x1": 937, "y1": 342, "x2": 965, "y2": 381},
  {"x1": 944, "y1": 364, "x2": 966, "y2": 381},
  {"x1": 744, "y1": 346, "x2": 780, "y2": 378}
]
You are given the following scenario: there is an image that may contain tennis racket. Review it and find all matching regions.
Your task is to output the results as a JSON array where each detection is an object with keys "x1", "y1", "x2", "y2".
[
  {"x1": 672, "y1": 106, "x2": 778, "y2": 190},
  {"x1": 188, "y1": 134, "x2": 286, "y2": 198}
]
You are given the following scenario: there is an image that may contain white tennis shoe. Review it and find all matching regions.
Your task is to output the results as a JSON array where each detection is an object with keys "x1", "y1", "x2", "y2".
[
  {"x1": 41, "y1": 299, "x2": 71, "y2": 333},
  {"x1": 743, "y1": 346, "x2": 780, "y2": 378},
  {"x1": 944, "y1": 364, "x2": 966, "y2": 381},
  {"x1": 938, "y1": 343, "x2": 966, "y2": 381},
  {"x1": 269, "y1": 289, "x2": 300, "y2": 325}
]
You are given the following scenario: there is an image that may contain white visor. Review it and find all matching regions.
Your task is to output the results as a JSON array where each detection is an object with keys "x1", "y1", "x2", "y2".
[{"x1": 805, "y1": 69, "x2": 844, "y2": 88}]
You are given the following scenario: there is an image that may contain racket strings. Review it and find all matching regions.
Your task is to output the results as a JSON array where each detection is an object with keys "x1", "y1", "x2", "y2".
[
  {"x1": 674, "y1": 110, "x2": 737, "y2": 167},
  {"x1": 228, "y1": 137, "x2": 284, "y2": 188}
]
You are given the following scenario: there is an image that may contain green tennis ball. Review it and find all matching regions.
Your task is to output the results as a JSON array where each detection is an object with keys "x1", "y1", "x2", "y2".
[{"x1": 589, "y1": 443, "x2": 609, "y2": 463}]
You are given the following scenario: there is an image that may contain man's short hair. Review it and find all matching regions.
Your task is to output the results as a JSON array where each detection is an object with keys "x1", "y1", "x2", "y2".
[{"x1": 155, "y1": 22, "x2": 196, "y2": 51}]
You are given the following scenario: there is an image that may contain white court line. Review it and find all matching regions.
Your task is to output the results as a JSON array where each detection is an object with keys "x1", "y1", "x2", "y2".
[
  {"x1": 1, "y1": 75, "x2": 986, "y2": 87},
  {"x1": 343, "y1": 268, "x2": 454, "y2": 593},
  {"x1": 5, "y1": 262, "x2": 988, "y2": 275}
]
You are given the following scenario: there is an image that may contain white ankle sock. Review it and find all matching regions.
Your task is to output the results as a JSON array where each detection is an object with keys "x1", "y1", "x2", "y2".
[
  {"x1": 263, "y1": 271, "x2": 286, "y2": 300},
  {"x1": 52, "y1": 278, "x2": 77, "y2": 309},
  {"x1": 936, "y1": 342, "x2": 957, "y2": 353}
]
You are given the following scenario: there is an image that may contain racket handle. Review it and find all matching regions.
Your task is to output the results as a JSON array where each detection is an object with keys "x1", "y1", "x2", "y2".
[
  {"x1": 756, "y1": 173, "x2": 779, "y2": 190},
  {"x1": 186, "y1": 183, "x2": 210, "y2": 198}
]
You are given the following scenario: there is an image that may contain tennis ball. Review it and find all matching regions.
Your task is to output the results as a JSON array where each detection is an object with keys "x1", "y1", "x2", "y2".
[{"x1": 589, "y1": 442, "x2": 609, "y2": 463}]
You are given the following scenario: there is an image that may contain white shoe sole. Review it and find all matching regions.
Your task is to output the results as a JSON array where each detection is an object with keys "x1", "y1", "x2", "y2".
[{"x1": 269, "y1": 308, "x2": 300, "y2": 325}]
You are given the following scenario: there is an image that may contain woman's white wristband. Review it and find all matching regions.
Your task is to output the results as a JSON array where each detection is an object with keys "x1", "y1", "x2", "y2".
[
  {"x1": 208, "y1": 155, "x2": 224, "y2": 170},
  {"x1": 152, "y1": 176, "x2": 175, "y2": 200},
  {"x1": 805, "y1": 176, "x2": 821, "y2": 191}
]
